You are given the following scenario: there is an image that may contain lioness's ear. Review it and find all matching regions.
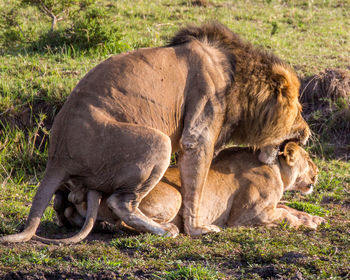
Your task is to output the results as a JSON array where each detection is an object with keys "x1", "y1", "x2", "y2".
[
  {"x1": 283, "y1": 142, "x2": 299, "y2": 166},
  {"x1": 272, "y1": 64, "x2": 300, "y2": 99}
]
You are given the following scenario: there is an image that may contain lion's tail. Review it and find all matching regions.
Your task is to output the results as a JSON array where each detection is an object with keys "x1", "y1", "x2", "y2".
[
  {"x1": 33, "y1": 190, "x2": 102, "y2": 245},
  {"x1": 0, "y1": 165, "x2": 66, "y2": 243}
]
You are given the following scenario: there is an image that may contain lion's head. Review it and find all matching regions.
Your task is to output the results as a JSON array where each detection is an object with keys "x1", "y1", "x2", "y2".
[
  {"x1": 239, "y1": 63, "x2": 310, "y2": 165},
  {"x1": 280, "y1": 142, "x2": 318, "y2": 194},
  {"x1": 222, "y1": 29, "x2": 310, "y2": 161},
  {"x1": 244, "y1": 64, "x2": 310, "y2": 148}
]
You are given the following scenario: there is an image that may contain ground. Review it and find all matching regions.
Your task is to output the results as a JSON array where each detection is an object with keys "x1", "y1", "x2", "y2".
[{"x1": 0, "y1": 0, "x2": 349, "y2": 279}]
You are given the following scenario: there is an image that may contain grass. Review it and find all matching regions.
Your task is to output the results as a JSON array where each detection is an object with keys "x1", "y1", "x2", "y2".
[
  {"x1": 285, "y1": 201, "x2": 329, "y2": 217},
  {"x1": 0, "y1": 0, "x2": 349, "y2": 279},
  {"x1": 158, "y1": 264, "x2": 222, "y2": 279}
]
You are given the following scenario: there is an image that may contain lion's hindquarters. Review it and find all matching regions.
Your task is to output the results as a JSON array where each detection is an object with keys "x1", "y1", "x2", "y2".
[{"x1": 101, "y1": 123, "x2": 180, "y2": 236}]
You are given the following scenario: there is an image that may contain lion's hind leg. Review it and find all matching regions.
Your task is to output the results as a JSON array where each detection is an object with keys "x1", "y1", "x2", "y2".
[
  {"x1": 106, "y1": 163, "x2": 180, "y2": 237},
  {"x1": 107, "y1": 126, "x2": 179, "y2": 237},
  {"x1": 107, "y1": 193, "x2": 179, "y2": 237}
]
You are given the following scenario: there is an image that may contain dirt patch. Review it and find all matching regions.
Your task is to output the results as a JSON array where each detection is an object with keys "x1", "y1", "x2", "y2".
[
  {"x1": 0, "y1": 101, "x2": 61, "y2": 131},
  {"x1": 0, "y1": 101, "x2": 62, "y2": 151},
  {"x1": 300, "y1": 69, "x2": 350, "y2": 159},
  {"x1": 280, "y1": 251, "x2": 307, "y2": 264},
  {"x1": 300, "y1": 68, "x2": 350, "y2": 114},
  {"x1": 2, "y1": 270, "x2": 122, "y2": 280},
  {"x1": 247, "y1": 265, "x2": 281, "y2": 279},
  {"x1": 191, "y1": 0, "x2": 211, "y2": 7}
]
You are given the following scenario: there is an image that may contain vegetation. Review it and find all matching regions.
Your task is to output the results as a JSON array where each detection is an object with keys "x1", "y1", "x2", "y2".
[{"x1": 0, "y1": 0, "x2": 349, "y2": 279}]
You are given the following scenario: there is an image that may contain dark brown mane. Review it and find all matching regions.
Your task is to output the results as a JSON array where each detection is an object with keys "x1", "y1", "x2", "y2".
[
  {"x1": 167, "y1": 21, "x2": 284, "y2": 68},
  {"x1": 168, "y1": 21, "x2": 244, "y2": 48},
  {"x1": 169, "y1": 22, "x2": 301, "y2": 148}
]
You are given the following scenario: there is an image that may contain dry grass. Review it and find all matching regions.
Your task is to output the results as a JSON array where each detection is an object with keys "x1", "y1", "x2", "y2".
[{"x1": 300, "y1": 69, "x2": 350, "y2": 159}]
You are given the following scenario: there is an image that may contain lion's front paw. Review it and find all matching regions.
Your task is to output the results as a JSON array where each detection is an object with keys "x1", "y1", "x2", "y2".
[
  {"x1": 258, "y1": 146, "x2": 278, "y2": 165},
  {"x1": 186, "y1": 224, "x2": 221, "y2": 236},
  {"x1": 160, "y1": 223, "x2": 179, "y2": 237}
]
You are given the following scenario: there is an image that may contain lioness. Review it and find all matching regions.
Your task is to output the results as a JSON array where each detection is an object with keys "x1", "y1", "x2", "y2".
[
  {"x1": 34, "y1": 142, "x2": 324, "y2": 244},
  {"x1": 0, "y1": 22, "x2": 309, "y2": 243}
]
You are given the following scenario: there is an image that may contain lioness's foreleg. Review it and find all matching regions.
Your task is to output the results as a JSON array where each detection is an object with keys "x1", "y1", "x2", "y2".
[
  {"x1": 277, "y1": 204, "x2": 325, "y2": 227},
  {"x1": 258, "y1": 206, "x2": 322, "y2": 229}
]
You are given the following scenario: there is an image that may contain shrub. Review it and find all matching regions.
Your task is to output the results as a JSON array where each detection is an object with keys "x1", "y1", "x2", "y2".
[
  {"x1": 31, "y1": 5, "x2": 125, "y2": 54},
  {"x1": 21, "y1": 0, "x2": 94, "y2": 31},
  {"x1": 0, "y1": 1, "x2": 25, "y2": 49}
]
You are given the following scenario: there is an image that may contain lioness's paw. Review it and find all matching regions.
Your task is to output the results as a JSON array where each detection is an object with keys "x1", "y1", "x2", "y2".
[
  {"x1": 187, "y1": 224, "x2": 221, "y2": 236},
  {"x1": 297, "y1": 213, "x2": 324, "y2": 229},
  {"x1": 160, "y1": 223, "x2": 179, "y2": 238},
  {"x1": 312, "y1": 215, "x2": 325, "y2": 225},
  {"x1": 302, "y1": 220, "x2": 318, "y2": 230}
]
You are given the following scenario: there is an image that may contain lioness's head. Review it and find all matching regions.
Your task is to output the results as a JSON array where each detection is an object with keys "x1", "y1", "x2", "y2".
[{"x1": 280, "y1": 142, "x2": 318, "y2": 194}]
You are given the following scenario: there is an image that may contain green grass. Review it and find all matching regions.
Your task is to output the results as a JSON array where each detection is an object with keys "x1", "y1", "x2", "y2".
[
  {"x1": 286, "y1": 202, "x2": 329, "y2": 217},
  {"x1": 0, "y1": 0, "x2": 349, "y2": 279},
  {"x1": 1, "y1": 0, "x2": 349, "y2": 110},
  {"x1": 158, "y1": 264, "x2": 222, "y2": 279}
]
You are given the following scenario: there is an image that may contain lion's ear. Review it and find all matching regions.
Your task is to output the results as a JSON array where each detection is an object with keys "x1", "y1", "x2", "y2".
[
  {"x1": 272, "y1": 64, "x2": 300, "y2": 99},
  {"x1": 283, "y1": 142, "x2": 299, "y2": 166}
]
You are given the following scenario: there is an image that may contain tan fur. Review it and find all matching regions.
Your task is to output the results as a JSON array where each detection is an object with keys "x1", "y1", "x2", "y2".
[
  {"x1": 0, "y1": 22, "x2": 309, "y2": 243},
  {"x1": 57, "y1": 142, "x2": 323, "y2": 242}
]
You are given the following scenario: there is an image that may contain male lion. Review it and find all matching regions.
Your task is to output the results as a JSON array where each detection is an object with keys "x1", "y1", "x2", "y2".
[
  {"x1": 34, "y1": 142, "x2": 323, "y2": 244},
  {"x1": 0, "y1": 22, "x2": 309, "y2": 243}
]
